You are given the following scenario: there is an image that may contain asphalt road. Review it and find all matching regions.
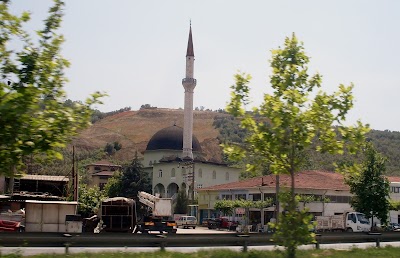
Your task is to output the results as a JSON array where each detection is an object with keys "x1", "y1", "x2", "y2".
[{"x1": 175, "y1": 226, "x2": 233, "y2": 234}]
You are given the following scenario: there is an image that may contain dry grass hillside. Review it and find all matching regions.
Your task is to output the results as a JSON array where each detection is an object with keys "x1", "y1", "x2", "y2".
[{"x1": 72, "y1": 108, "x2": 229, "y2": 162}]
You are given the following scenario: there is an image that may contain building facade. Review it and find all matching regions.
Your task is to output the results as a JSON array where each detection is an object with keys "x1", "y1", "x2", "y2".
[
  {"x1": 85, "y1": 160, "x2": 121, "y2": 190},
  {"x1": 197, "y1": 170, "x2": 400, "y2": 227}
]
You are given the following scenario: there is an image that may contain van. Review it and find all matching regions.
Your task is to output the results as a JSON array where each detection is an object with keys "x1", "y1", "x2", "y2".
[{"x1": 177, "y1": 216, "x2": 197, "y2": 229}]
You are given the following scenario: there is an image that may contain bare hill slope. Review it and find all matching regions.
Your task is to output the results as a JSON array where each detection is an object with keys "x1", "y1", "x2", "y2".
[{"x1": 72, "y1": 108, "x2": 229, "y2": 162}]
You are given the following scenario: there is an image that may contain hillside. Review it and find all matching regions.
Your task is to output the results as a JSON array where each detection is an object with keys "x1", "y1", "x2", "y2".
[
  {"x1": 64, "y1": 108, "x2": 400, "y2": 177},
  {"x1": 71, "y1": 108, "x2": 229, "y2": 163}
]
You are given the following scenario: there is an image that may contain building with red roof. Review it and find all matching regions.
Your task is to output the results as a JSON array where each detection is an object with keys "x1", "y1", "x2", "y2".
[{"x1": 197, "y1": 170, "x2": 400, "y2": 230}]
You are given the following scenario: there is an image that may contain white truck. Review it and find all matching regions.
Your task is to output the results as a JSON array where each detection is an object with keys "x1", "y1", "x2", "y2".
[
  {"x1": 137, "y1": 191, "x2": 177, "y2": 234},
  {"x1": 315, "y1": 211, "x2": 370, "y2": 232}
]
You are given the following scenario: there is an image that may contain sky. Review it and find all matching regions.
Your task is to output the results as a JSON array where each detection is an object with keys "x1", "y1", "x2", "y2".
[{"x1": 9, "y1": 1, "x2": 400, "y2": 131}]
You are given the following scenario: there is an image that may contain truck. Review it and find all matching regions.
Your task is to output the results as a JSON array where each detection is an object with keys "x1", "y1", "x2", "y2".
[
  {"x1": 137, "y1": 191, "x2": 177, "y2": 234},
  {"x1": 176, "y1": 215, "x2": 197, "y2": 229},
  {"x1": 99, "y1": 197, "x2": 136, "y2": 232},
  {"x1": 315, "y1": 211, "x2": 371, "y2": 232}
]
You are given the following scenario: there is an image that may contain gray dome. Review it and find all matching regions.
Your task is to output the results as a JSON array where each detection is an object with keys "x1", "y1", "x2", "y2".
[{"x1": 146, "y1": 125, "x2": 202, "y2": 152}]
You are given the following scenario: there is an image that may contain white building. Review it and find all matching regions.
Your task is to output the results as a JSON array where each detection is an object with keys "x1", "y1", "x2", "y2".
[{"x1": 197, "y1": 170, "x2": 400, "y2": 226}]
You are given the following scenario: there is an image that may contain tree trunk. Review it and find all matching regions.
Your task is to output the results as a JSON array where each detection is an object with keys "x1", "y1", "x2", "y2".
[{"x1": 371, "y1": 216, "x2": 374, "y2": 231}]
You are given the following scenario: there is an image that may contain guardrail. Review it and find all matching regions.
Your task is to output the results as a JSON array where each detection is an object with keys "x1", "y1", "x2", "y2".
[{"x1": 0, "y1": 232, "x2": 399, "y2": 252}]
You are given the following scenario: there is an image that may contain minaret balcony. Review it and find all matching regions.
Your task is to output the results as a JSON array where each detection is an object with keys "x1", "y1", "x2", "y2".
[{"x1": 182, "y1": 78, "x2": 197, "y2": 84}]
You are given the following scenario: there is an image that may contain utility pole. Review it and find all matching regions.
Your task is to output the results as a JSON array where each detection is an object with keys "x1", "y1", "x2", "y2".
[
  {"x1": 72, "y1": 146, "x2": 78, "y2": 201},
  {"x1": 191, "y1": 162, "x2": 195, "y2": 203},
  {"x1": 275, "y1": 174, "x2": 280, "y2": 223}
]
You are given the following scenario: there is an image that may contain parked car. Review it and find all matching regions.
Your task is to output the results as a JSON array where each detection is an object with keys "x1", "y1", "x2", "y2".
[
  {"x1": 207, "y1": 217, "x2": 238, "y2": 231},
  {"x1": 176, "y1": 216, "x2": 197, "y2": 229},
  {"x1": 0, "y1": 220, "x2": 24, "y2": 232},
  {"x1": 384, "y1": 222, "x2": 400, "y2": 231},
  {"x1": 201, "y1": 218, "x2": 213, "y2": 227}
]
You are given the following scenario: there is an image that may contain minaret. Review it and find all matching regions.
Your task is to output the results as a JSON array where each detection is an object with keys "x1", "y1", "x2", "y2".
[{"x1": 182, "y1": 24, "x2": 196, "y2": 159}]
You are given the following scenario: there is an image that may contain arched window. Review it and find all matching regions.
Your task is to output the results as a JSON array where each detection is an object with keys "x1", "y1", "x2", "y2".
[
  {"x1": 198, "y1": 168, "x2": 202, "y2": 178},
  {"x1": 225, "y1": 172, "x2": 229, "y2": 181},
  {"x1": 212, "y1": 170, "x2": 216, "y2": 179},
  {"x1": 153, "y1": 160, "x2": 157, "y2": 164},
  {"x1": 158, "y1": 169, "x2": 163, "y2": 178},
  {"x1": 171, "y1": 168, "x2": 176, "y2": 178},
  {"x1": 181, "y1": 167, "x2": 186, "y2": 175},
  {"x1": 149, "y1": 161, "x2": 153, "y2": 166}
]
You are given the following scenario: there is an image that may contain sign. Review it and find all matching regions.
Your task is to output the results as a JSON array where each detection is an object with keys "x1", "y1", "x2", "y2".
[{"x1": 236, "y1": 208, "x2": 245, "y2": 215}]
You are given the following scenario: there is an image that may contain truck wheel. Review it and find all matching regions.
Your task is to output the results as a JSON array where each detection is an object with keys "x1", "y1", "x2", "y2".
[{"x1": 346, "y1": 228, "x2": 353, "y2": 232}]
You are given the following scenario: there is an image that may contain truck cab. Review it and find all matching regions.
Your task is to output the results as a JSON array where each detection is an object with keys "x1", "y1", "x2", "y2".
[{"x1": 346, "y1": 212, "x2": 370, "y2": 232}]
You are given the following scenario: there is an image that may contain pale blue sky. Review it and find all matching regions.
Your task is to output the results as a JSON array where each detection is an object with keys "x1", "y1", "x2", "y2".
[{"x1": 9, "y1": 1, "x2": 400, "y2": 131}]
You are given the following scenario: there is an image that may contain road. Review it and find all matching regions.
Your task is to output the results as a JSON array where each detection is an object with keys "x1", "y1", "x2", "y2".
[{"x1": 175, "y1": 226, "x2": 233, "y2": 234}]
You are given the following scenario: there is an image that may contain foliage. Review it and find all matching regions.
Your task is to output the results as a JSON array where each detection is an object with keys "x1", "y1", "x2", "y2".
[
  {"x1": 0, "y1": 0, "x2": 104, "y2": 176},
  {"x1": 174, "y1": 188, "x2": 189, "y2": 214},
  {"x1": 224, "y1": 33, "x2": 368, "y2": 258},
  {"x1": 215, "y1": 114, "x2": 400, "y2": 177},
  {"x1": 214, "y1": 199, "x2": 273, "y2": 216},
  {"x1": 345, "y1": 143, "x2": 390, "y2": 227},
  {"x1": 104, "y1": 141, "x2": 122, "y2": 155},
  {"x1": 140, "y1": 104, "x2": 157, "y2": 109},
  {"x1": 77, "y1": 184, "x2": 106, "y2": 217},
  {"x1": 389, "y1": 200, "x2": 400, "y2": 211},
  {"x1": 269, "y1": 192, "x2": 315, "y2": 258},
  {"x1": 104, "y1": 153, "x2": 151, "y2": 199},
  {"x1": 7, "y1": 246, "x2": 400, "y2": 257},
  {"x1": 91, "y1": 106, "x2": 131, "y2": 124},
  {"x1": 103, "y1": 171, "x2": 122, "y2": 197}
]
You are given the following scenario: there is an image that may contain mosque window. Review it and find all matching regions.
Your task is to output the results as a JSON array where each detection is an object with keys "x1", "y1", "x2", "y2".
[
  {"x1": 212, "y1": 170, "x2": 216, "y2": 179},
  {"x1": 149, "y1": 161, "x2": 153, "y2": 166},
  {"x1": 171, "y1": 168, "x2": 176, "y2": 178},
  {"x1": 158, "y1": 169, "x2": 163, "y2": 178},
  {"x1": 154, "y1": 160, "x2": 157, "y2": 164},
  {"x1": 182, "y1": 167, "x2": 186, "y2": 176},
  {"x1": 198, "y1": 168, "x2": 202, "y2": 178},
  {"x1": 225, "y1": 172, "x2": 229, "y2": 181}
]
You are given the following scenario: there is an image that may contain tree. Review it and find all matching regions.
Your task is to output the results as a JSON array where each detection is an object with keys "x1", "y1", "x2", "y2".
[
  {"x1": 105, "y1": 152, "x2": 151, "y2": 199},
  {"x1": 103, "y1": 171, "x2": 122, "y2": 198},
  {"x1": 0, "y1": 0, "x2": 104, "y2": 176},
  {"x1": 104, "y1": 143, "x2": 116, "y2": 155},
  {"x1": 345, "y1": 143, "x2": 390, "y2": 229},
  {"x1": 113, "y1": 141, "x2": 122, "y2": 151},
  {"x1": 77, "y1": 184, "x2": 106, "y2": 218},
  {"x1": 224, "y1": 33, "x2": 369, "y2": 258},
  {"x1": 174, "y1": 188, "x2": 189, "y2": 214}
]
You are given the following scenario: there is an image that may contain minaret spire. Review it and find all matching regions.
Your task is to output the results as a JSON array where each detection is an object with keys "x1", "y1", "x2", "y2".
[
  {"x1": 186, "y1": 23, "x2": 194, "y2": 57},
  {"x1": 182, "y1": 24, "x2": 197, "y2": 159}
]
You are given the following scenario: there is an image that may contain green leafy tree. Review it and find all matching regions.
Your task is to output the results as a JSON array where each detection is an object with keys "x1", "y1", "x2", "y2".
[
  {"x1": 345, "y1": 143, "x2": 390, "y2": 229},
  {"x1": 105, "y1": 153, "x2": 151, "y2": 199},
  {"x1": 0, "y1": 0, "x2": 104, "y2": 177},
  {"x1": 120, "y1": 154, "x2": 151, "y2": 198},
  {"x1": 174, "y1": 188, "x2": 189, "y2": 214},
  {"x1": 269, "y1": 192, "x2": 315, "y2": 257},
  {"x1": 78, "y1": 184, "x2": 106, "y2": 217},
  {"x1": 389, "y1": 200, "x2": 400, "y2": 211},
  {"x1": 103, "y1": 171, "x2": 122, "y2": 197},
  {"x1": 224, "y1": 33, "x2": 368, "y2": 258}
]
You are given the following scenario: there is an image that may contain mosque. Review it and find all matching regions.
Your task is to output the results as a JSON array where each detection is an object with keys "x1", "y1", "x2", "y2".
[{"x1": 142, "y1": 25, "x2": 241, "y2": 200}]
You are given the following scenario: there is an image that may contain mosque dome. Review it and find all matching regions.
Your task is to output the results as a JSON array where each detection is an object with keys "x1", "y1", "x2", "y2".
[{"x1": 146, "y1": 125, "x2": 202, "y2": 152}]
